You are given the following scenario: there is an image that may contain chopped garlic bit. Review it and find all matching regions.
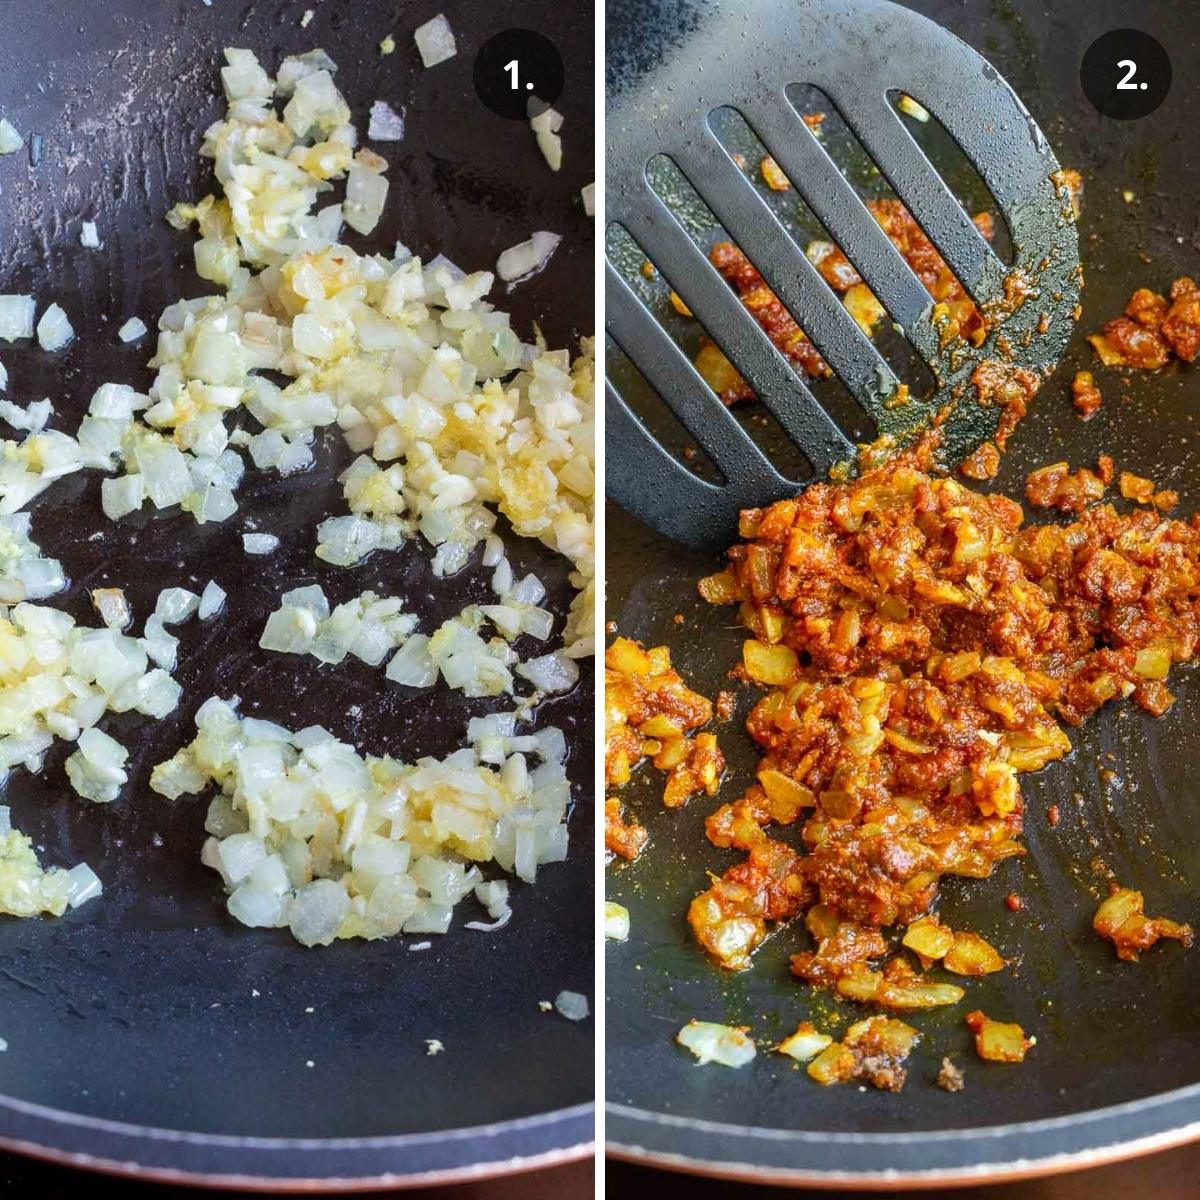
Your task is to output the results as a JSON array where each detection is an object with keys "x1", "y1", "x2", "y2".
[
  {"x1": 0, "y1": 806, "x2": 100, "y2": 917},
  {"x1": 36, "y1": 304, "x2": 74, "y2": 352},
  {"x1": 379, "y1": 34, "x2": 396, "y2": 56},
  {"x1": 0, "y1": 428, "x2": 84, "y2": 517},
  {"x1": 150, "y1": 698, "x2": 571, "y2": 944},
  {"x1": 581, "y1": 182, "x2": 595, "y2": 217},
  {"x1": 414, "y1": 15, "x2": 456, "y2": 67},
  {"x1": 677, "y1": 1020, "x2": 756, "y2": 1067},
  {"x1": 0, "y1": 120, "x2": 21, "y2": 155},
  {"x1": 425, "y1": 1038, "x2": 444, "y2": 1055},
  {"x1": 80, "y1": 221, "x2": 102, "y2": 250},
  {"x1": 117, "y1": 317, "x2": 148, "y2": 343}
]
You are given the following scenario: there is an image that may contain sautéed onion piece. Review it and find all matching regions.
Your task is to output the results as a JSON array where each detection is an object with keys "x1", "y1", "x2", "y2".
[{"x1": 151, "y1": 699, "x2": 571, "y2": 946}]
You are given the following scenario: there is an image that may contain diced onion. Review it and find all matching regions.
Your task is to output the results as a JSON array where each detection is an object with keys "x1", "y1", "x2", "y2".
[
  {"x1": 0, "y1": 514, "x2": 66, "y2": 602},
  {"x1": 0, "y1": 602, "x2": 181, "y2": 808},
  {"x1": 0, "y1": 296, "x2": 36, "y2": 342},
  {"x1": 414, "y1": 15, "x2": 456, "y2": 67},
  {"x1": 150, "y1": 699, "x2": 571, "y2": 945},
  {"x1": 554, "y1": 990, "x2": 590, "y2": 1021},
  {"x1": 36, "y1": 304, "x2": 74, "y2": 352},
  {"x1": 897, "y1": 93, "x2": 931, "y2": 122},
  {"x1": 677, "y1": 1020, "x2": 756, "y2": 1067},
  {"x1": 118, "y1": 317, "x2": 148, "y2": 342},
  {"x1": 65, "y1": 862, "x2": 103, "y2": 908},
  {"x1": 343, "y1": 161, "x2": 388, "y2": 235},
  {"x1": 777, "y1": 1023, "x2": 834, "y2": 1062},
  {"x1": 91, "y1": 588, "x2": 131, "y2": 630},
  {"x1": 243, "y1": 532, "x2": 280, "y2": 555},
  {"x1": 385, "y1": 634, "x2": 436, "y2": 687},
  {"x1": 604, "y1": 900, "x2": 630, "y2": 941},
  {"x1": 496, "y1": 231, "x2": 562, "y2": 284},
  {"x1": 517, "y1": 652, "x2": 579, "y2": 694},
  {"x1": 64, "y1": 727, "x2": 130, "y2": 804},
  {"x1": 0, "y1": 120, "x2": 22, "y2": 155},
  {"x1": 155, "y1": 586, "x2": 200, "y2": 624},
  {"x1": 530, "y1": 106, "x2": 564, "y2": 172},
  {"x1": 198, "y1": 580, "x2": 226, "y2": 619},
  {"x1": 80, "y1": 222, "x2": 102, "y2": 249},
  {"x1": 0, "y1": 398, "x2": 53, "y2": 433},
  {"x1": 368, "y1": 100, "x2": 405, "y2": 142}
]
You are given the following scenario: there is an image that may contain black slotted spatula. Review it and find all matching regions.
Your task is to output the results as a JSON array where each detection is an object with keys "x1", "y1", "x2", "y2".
[{"x1": 605, "y1": 0, "x2": 1081, "y2": 548}]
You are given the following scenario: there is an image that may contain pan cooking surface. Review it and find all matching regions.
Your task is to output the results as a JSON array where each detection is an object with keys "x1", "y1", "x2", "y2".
[
  {"x1": 606, "y1": 0, "x2": 1200, "y2": 1180},
  {"x1": 0, "y1": 0, "x2": 593, "y2": 1182}
]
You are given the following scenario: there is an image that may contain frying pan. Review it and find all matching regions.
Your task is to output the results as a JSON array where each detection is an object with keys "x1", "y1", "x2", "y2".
[
  {"x1": 605, "y1": 0, "x2": 1200, "y2": 1186},
  {"x1": 0, "y1": 0, "x2": 594, "y2": 1188}
]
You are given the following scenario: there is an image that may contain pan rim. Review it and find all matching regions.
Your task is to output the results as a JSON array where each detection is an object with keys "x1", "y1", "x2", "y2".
[
  {"x1": 0, "y1": 1093, "x2": 594, "y2": 1186},
  {"x1": 606, "y1": 1081, "x2": 1200, "y2": 1185}
]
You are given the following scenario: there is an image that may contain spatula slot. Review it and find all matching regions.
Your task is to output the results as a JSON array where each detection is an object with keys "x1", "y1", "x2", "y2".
[
  {"x1": 775, "y1": 84, "x2": 1000, "y2": 319},
  {"x1": 644, "y1": 140, "x2": 879, "y2": 443},
  {"x1": 886, "y1": 89, "x2": 1015, "y2": 267},
  {"x1": 604, "y1": 221, "x2": 824, "y2": 487},
  {"x1": 605, "y1": 333, "x2": 729, "y2": 488},
  {"x1": 605, "y1": 269, "x2": 803, "y2": 548},
  {"x1": 611, "y1": 170, "x2": 857, "y2": 480},
  {"x1": 606, "y1": 262, "x2": 789, "y2": 487},
  {"x1": 703, "y1": 104, "x2": 940, "y2": 419},
  {"x1": 819, "y1": 84, "x2": 1006, "y2": 307},
  {"x1": 739, "y1": 91, "x2": 939, "y2": 359}
]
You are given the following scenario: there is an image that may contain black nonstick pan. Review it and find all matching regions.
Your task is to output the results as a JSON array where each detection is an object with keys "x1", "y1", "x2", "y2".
[
  {"x1": 605, "y1": 0, "x2": 1200, "y2": 1186},
  {"x1": 0, "y1": 0, "x2": 593, "y2": 1188}
]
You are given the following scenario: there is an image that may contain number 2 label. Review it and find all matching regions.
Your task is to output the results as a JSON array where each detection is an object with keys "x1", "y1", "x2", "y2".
[{"x1": 1116, "y1": 59, "x2": 1139, "y2": 90}]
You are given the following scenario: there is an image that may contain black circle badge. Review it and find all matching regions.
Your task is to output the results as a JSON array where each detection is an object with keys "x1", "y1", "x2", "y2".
[
  {"x1": 1080, "y1": 29, "x2": 1171, "y2": 120},
  {"x1": 473, "y1": 29, "x2": 565, "y2": 121}
]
